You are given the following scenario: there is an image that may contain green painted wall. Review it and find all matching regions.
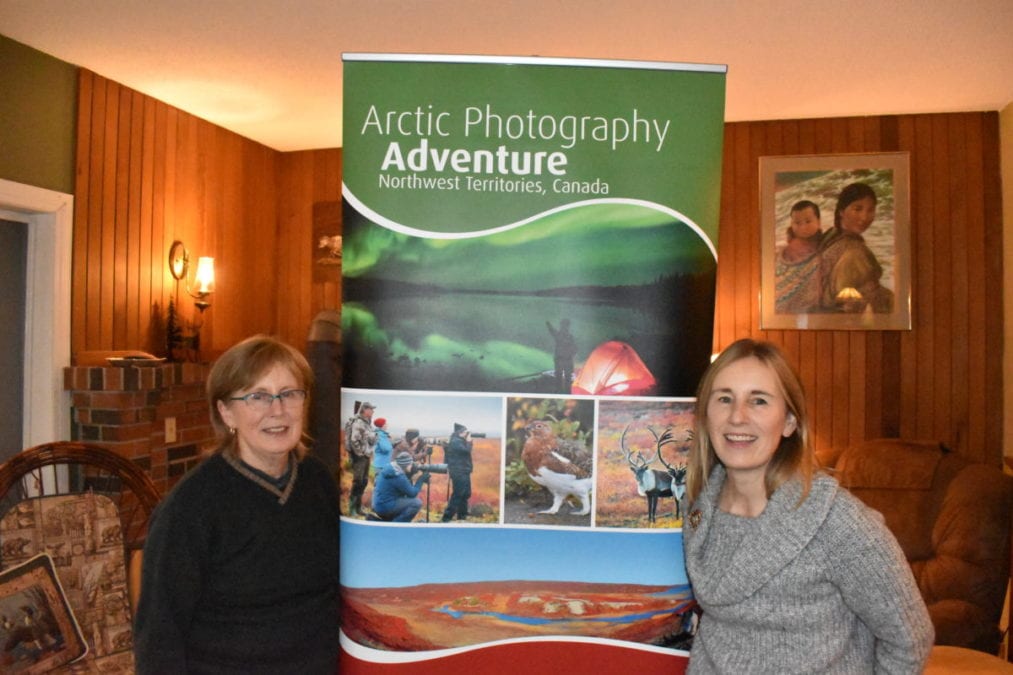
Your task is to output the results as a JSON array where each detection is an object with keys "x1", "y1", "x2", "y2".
[{"x1": 0, "y1": 34, "x2": 77, "y2": 194}]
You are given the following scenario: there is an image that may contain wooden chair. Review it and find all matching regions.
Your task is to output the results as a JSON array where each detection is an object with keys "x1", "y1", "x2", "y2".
[{"x1": 0, "y1": 441, "x2": 162, "y2": 671}]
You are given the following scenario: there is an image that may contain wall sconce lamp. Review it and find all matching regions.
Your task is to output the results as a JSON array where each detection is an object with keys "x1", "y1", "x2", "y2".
[
  {"x1": 168, "y1": 240, "x2": 215, "y2": 312},
  {"x1": 168, "y1": 240, "x2": 215, "y2": 361}
]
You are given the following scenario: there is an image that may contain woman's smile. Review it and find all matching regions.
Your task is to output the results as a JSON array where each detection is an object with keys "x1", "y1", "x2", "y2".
[
  {"x1": 217, "y1": 363, "x2": 305, "y2": 475},
  {"x1": 706, "y1": 356, "x2": 796, "y2": 481}
]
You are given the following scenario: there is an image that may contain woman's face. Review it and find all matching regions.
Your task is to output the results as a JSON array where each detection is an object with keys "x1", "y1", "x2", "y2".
[
  {"x1": 217, "y1": 362, "x2": 304, "y2": 473},
  {"x1": 705, "y1": 356, "x2": 797, "y2": 482},
  {"x1": 839, "y1": 196, "x2": 877, "y2": 235}
]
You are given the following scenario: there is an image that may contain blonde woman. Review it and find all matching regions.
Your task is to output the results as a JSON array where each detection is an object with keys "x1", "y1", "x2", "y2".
[{"x1": 683, "y1": 339, "x2": 931, "y2": 673}]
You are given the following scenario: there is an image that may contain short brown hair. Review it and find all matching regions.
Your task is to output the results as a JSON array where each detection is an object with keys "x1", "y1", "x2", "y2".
[
  {"x1": 685, "y1": 338, "x2": 816, "y2": 506},
  {"x1": 206, "y1": 335, "x2": 314, "y2": 457}
]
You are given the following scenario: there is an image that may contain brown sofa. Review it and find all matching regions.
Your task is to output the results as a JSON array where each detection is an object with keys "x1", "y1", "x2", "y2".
[{"x1": 835, "y1": 439, "x2": 1013, "y2": 655}]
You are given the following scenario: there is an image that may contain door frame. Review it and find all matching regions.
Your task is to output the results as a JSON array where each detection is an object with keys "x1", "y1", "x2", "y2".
[{"x1": 0, "y1": 178, "x2": 73, "y2": 447}]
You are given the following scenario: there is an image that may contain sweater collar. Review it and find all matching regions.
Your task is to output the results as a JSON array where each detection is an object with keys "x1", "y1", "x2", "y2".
[
  {"x1": 223, "y1": 450, "x2": 299, "y2": 505},
  {"x1": 685, "y1": 464, "x2": 838, "y2": 605}
]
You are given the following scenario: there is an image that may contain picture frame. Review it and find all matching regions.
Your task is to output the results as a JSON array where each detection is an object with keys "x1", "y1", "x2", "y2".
[
  {"x1": 0, "y1": 553, "x2": 88, "y2": 672},
  {"x1": 759, "y1": 152, "x2": 911, "y2": 330}
]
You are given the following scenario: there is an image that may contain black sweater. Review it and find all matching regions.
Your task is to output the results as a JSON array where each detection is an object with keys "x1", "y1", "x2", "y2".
[{"x1": 133, "y1": 453, "x2": 340, "y2": 674}]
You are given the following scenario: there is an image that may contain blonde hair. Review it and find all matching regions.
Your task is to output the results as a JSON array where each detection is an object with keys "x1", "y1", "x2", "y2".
[
  {"x1": 206, "y1": 335, "x2": 314, "y2": 458},
  {"x1": 685, "y1": 339, "x2": 816, "y2": 506}
]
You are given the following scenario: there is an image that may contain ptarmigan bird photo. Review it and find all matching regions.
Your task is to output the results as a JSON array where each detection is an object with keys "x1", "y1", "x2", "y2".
[{"x1": 521, "y1": 420, "x2": 594, "y2": 516}]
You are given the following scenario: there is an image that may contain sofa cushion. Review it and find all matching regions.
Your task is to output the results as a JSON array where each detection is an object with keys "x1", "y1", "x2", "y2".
[
  {"x1": 0, "y1": 552, "x2": 88, "y2": 671},
  {"x1": 0, "y1": 493, "x2": 135, "y2": 672},
  {"x1": 917, "y1": 462, "x2": 1013, "y2": 651},
  {"x1": 836, "y1": 439, "x2": 1013, "y2": 654},
  {"x1": 836, "y1": 439, "x2": 949, "y2": 560}
]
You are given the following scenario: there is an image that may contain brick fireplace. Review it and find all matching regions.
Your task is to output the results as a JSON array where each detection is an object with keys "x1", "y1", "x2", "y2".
[{"x1": 63, "y1": 363, "x2": 216, "y2": 495}]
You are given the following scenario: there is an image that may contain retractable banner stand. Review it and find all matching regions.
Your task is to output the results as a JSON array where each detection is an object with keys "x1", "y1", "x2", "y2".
[{"x1": 339, "y1": 54, "x2": 726, "y2": 674}]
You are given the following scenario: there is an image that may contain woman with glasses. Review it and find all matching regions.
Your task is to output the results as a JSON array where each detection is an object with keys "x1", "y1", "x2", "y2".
[{"x1": 134, "y1": 335, "x2": 340, "y2": 674}]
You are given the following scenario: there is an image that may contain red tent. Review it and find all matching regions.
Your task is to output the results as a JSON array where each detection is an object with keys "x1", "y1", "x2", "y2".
[{"x1": 571, "y1": 340, "x2": 656, "y2": 396}]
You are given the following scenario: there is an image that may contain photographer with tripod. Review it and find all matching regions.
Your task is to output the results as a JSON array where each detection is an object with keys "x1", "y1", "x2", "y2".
[
  {"x1": 371, "y1": 452, "x2": 429, "y2": 522},
  {"x1": 440, "y1": 423, "x2": 474, "y2": 522}
]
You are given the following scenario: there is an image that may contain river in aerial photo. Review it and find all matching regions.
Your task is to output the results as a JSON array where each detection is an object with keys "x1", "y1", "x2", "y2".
[{"x1": 342, "y1": 580, "x2": 696, "y2": 651}]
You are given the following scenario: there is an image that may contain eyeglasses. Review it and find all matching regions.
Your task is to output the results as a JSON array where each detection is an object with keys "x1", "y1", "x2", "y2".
[{"x1": 229, "y1": 389, "x2": 307, "y2": 411}]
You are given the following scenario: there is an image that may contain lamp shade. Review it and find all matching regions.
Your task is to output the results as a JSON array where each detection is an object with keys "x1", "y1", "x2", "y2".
[{"x1": 194, "y1": 257, "x2": 215, "y2": 295}]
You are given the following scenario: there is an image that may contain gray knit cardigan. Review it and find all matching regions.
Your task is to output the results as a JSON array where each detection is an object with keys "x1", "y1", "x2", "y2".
[{"x1": 683, "y1": 465, "x2": 933, "y2": 674}]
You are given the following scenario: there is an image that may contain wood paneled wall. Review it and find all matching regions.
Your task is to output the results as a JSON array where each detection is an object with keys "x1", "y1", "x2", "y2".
[
  {"x1": 276, "y1": 149, "x2": 343, "y2": 349},
  {"x1": 716, "y1": 113, "x2": 1003, "y2": 466},
  {"x1": 73, "y1": 70, "x2": 281, "y2": 360},
  {"x1": 72, "y1": 72, "x2": 1002, "y2": 466}
]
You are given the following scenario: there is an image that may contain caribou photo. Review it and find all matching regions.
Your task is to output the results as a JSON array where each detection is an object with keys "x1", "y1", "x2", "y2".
[{"x1": 621, "y1": 424, "x2": 688, "y2": 524}]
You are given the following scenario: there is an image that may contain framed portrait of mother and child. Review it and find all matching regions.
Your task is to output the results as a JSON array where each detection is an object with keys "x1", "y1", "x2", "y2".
[{"x1": 759, "y1": 152, "x2": 912, "y2": 331}]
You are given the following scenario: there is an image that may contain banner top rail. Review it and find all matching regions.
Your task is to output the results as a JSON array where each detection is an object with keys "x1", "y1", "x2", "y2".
[{"x1": 342, "y1": 52, "x2": 727, "y2": 74}]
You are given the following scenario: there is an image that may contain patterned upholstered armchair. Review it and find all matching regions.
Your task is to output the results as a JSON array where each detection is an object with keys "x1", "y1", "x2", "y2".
[{"x1": 0, "y1": 441, "x2": 161, "y2": 672}]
